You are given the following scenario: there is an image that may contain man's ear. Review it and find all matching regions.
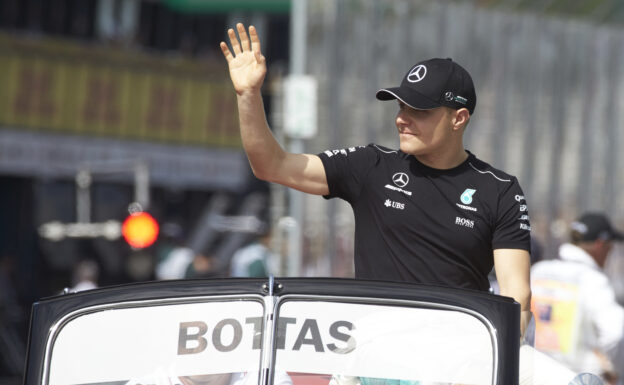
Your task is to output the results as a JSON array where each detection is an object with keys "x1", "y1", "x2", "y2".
[{"x1": 452, "y1": 108, "x2": 470, "y2": 130}]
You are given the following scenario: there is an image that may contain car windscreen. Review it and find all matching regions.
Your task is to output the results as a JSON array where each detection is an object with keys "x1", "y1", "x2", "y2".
[
  {"x1": 273, "y1": 298, "x2": 495, "y2": 385},
  {"x1": 46, "y1": 298, "x2": 264, "y2": 385}
]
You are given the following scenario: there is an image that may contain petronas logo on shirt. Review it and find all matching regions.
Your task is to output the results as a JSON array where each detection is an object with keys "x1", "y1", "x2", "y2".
[{"x1": 460, "y1": 189, "x2": 477, "y2": 205}]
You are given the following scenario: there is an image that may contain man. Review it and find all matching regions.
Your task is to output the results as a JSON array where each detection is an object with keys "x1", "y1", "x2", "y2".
[
  {"x1": 220, "y1": 23, "x2": 531, "y2": 335},
  {"x1": 531, "y1": 213, "x2": 624, "y2": 381}
]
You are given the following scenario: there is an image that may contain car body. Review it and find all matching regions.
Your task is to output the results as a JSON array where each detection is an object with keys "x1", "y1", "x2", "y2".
[{"x1": 22, "y1": 277, "x2": 536, "y2": 385}]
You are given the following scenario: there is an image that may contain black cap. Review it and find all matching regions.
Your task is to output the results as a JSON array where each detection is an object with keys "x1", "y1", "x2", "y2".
[
  {"x1": 570, "y1": 213, "x2": 624, "y2": 242},
  {"x1": 376, "y1": 58, "x2": 477, "y2": 114}
]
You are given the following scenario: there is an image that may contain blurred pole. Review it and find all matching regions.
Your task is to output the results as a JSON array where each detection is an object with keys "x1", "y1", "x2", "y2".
[
  {"x1": 286, "y1": 0, "x2": 307, "y2": 277},
  {"x1": 545, "y1": 27, "x2": 569, "y2": 250},
  {"x1": 577, "y1": 34, "x2": 597, "y2": 212},
  {"x1": 96, "y1": 0, "x2": 138, "y2": 44},
  {"x1": 326, "y1": 1, "x2": 344, "y2": 275},
  {"x1": 366, "y1": 1, "x2": 380, "y2": 144},
  {"x1": 603, "y1": 31, "x2": 620, "y2": 215},
  {"x1": 76, "y1": 168, "x2": 92, "y2": 223},
  {"x1": 519, "y1": 15, "x2": 540, "y2": 222},
  {"x1": 134, "y1": 160, "x2": 150, "y2": 210}
]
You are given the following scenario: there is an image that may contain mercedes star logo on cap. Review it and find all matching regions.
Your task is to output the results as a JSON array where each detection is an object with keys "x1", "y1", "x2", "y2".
[{"x1": 407, "y1": 65, "x2": 427, "y2": 83}]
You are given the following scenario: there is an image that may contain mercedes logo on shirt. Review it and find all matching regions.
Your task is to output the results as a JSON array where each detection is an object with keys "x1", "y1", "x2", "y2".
[{"x1": 392, "y1": 172, "x2": 409, "y2": 188}]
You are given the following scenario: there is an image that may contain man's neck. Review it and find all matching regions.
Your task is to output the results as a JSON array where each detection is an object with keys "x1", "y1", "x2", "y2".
[{"x1": 415, "y1": 149, "x2": 469, "y2": 170}]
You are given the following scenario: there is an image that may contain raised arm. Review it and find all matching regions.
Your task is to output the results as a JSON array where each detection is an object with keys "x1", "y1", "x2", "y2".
[
  {"x1": 493, "y1": 248, "x2": 532, "y2": 338},
  {"x1": 220, "y1": 23, "x2": 329, "y2": 196}
]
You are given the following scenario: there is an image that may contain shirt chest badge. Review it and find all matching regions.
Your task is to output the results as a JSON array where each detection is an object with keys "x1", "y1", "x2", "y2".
[
  {"x1": 456, "y1": 188, "x2": 478, "y2": 212},
  {"x1": 384, "y1": 172, "x2": 413, "y2": 196}
]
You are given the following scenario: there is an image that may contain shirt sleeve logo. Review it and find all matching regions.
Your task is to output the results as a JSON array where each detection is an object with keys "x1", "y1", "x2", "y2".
[
  {"x1": 460, "y1": 189, "x2": 477, "y2": 205},
  {"x1": 323, "y1": 146, "x2": 364, "y2": 158}
]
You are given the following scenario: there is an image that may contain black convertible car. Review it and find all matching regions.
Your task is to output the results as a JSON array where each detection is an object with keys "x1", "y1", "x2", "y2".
[{"x1": 22, "y1": 277, "x2": 598, "y2": 385}]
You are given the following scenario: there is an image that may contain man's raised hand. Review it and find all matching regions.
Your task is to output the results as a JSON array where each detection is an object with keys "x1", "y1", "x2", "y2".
[{"x1": 220, "y1": 23, "x2": 266, "y2": 95}]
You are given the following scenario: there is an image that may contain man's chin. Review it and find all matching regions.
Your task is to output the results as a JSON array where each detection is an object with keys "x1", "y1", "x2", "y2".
[{"x1": 399, "y1": 143, "x2": 425, "y2": 156}]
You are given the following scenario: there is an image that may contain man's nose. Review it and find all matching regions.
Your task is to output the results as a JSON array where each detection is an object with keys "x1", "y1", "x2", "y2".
[{"x1": 396, "y1": 111, "x2": 409, "y2": 125}]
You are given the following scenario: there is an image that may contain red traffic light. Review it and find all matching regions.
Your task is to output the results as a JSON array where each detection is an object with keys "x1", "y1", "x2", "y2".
[{"x1": 122, "y1": 212, "x2": 159, "y2": 248}]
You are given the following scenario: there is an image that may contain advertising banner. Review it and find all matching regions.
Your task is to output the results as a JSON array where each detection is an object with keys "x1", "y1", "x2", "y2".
[{"x1": 0, "y1": 33, "x2": 239, "y2": 148}]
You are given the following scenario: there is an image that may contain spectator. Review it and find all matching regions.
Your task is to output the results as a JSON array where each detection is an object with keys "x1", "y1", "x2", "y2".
[
  {"x1": 71, "y1": 259, "x2": 99, "y2": 292},
  {"x1": 230, "y1": 228, "x2": 277, "y2": 278},
  {"x1": 531, "y1": 212, "x2": 624, "y2": 383},
  {"x1": 184, "y1": 253, "x2": 223, "y2": 279},
  {"x1": 155, "y1": 222, "x2": 194, "y2": 280}
]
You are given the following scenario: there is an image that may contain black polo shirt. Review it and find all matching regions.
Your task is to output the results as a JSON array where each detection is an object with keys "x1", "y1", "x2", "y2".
[{"x1": 319, "y1": 144, "x2": 531, "y2": 291}]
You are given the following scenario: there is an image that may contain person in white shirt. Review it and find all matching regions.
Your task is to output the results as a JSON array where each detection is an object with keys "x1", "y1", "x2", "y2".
[
  {"x1": 230, "y1": 229, "x2": 277, "y2": 278},
  {"x1": 531, "y1": 212, "x2": 624, "y2": 383}
]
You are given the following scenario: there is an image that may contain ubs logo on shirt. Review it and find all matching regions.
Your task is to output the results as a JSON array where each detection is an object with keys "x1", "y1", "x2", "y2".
[{"x1": 384, "y1": 199, "x2": 405, "y2": 210}]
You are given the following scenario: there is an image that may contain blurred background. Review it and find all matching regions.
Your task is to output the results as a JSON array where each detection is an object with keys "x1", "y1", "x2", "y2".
[{"x1": 1, "y1": 0, "x2": 624, "y2": 382}]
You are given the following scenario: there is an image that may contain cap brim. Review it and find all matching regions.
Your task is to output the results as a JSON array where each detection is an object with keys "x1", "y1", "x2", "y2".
[
  {"x1": 612, "y1": 230, "x2": 624, "y2": 241},
  {"x1": 376, "y1": 87, "x2": 441, "y2": 111}
]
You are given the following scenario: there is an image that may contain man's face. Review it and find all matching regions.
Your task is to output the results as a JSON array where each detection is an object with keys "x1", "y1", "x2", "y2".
[
  {"x1": 395, "y1": 102, "x2": 456, "y2": 156},
  {"x1": 596, "y1": 239, "x2": 614, "y2": 268}
]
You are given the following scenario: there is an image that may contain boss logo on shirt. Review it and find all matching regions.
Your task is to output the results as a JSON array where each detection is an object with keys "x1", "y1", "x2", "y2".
[{"x1": 455, "y1": 216, "x2": 475, "y2": 229}]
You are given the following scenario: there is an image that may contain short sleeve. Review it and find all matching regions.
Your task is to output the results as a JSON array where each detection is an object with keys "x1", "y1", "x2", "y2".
[
  {"x1": 317, "y1": 144, "x2": 379, "y2": 203},
  {"x1": 492, "y1": 177, "x2": 531, "y2": 251}
]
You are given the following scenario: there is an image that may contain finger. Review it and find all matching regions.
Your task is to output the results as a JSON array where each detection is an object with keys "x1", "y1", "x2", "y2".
[
  {"x1": 219, "y1": 41, "x2": 233, "y2": 62},
  {"x1": 249, "y1": 25, "x2": 262, "y2": 55},
  {"x1": 228, "y1": 28, "x2": 241, "y2": 55},
  {"x1": 254, "y1": 51, "x2": 265, "y2": 66},
  {"x1": 237, "y1": 23, "x2": 251, "y2": 52}
]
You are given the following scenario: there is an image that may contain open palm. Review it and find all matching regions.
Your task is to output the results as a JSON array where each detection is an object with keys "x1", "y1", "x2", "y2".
[{"x1": 220, "y1": 24, "x2": 267, "y2": 94}]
